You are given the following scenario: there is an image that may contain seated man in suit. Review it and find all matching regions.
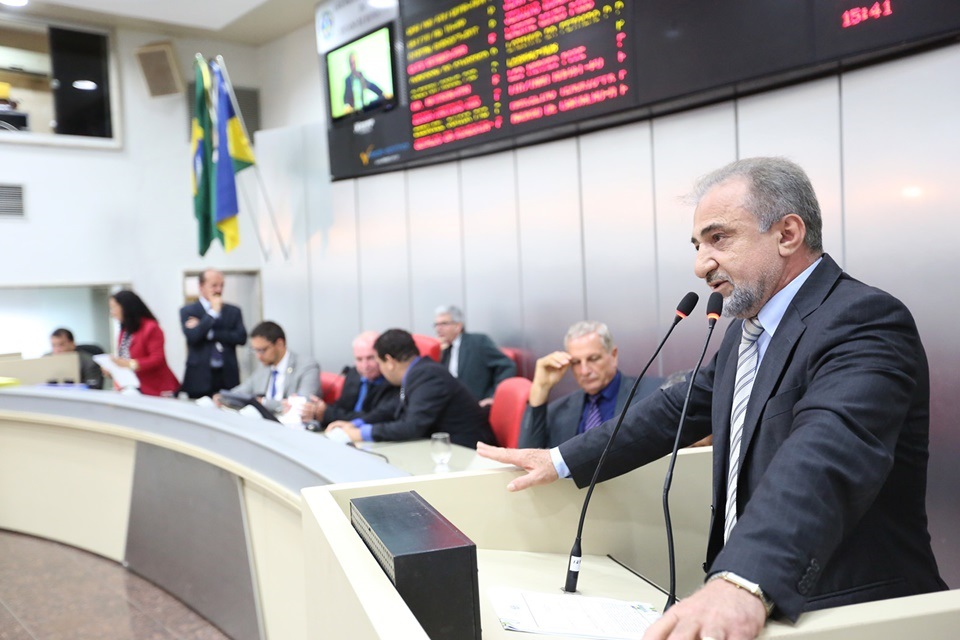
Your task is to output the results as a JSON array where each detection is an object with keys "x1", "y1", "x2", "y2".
[
  {"x1": 300, "y1": 330, "x2": 400, "y2": 428},
  {"x1": 219, "y1": 321, "x2": 319, "y2": 414},
  {"x1": 49, "y1": 327, "x2": 104, "y2": 389},
  {"x1": 434, "y1": 304, "x2": 516, "y2": 406},
  {"x1": 179, "y1": 268, "x2": 247, "y2": 399},
  {"x1": 326, "y1": 328, "x2": 495, "y2": 448},
  {"x1": 517, "y1": 321, "x2": 662, "y2": 449}
]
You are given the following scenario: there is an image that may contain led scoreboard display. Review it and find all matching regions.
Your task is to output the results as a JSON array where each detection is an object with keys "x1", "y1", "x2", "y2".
[
  {"x1": 323, "y1": 0, "x2": 960, "y2": 180},
  {"x1": 403, "y1": 0, "x2": 633, "y2": 157}
]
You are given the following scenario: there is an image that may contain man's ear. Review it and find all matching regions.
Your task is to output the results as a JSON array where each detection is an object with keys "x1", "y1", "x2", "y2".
[{"x1": 777, "y1": 213, "x2": 806, "y2": 256}]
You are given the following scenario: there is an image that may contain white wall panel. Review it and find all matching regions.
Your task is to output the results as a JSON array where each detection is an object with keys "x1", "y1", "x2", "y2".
[
  {"x1": 516, "y1": 138, "x2": 584, "y2": 396},
  {"x1": 579, "y1": 121, "x2": 661, "y2": 378},
  {"x1": 406, "y1": 163, "x2": 464, "y2": 336},
  {"x1": 355, "y1": 171, "x2": 411, "y2": 332},
  {"x1": 305, "y1": 125, "x2": 359, "y2": 372},
  {"x1": 460, "y1": 153, "x2": 525, "y2": 368},
  {"x1": 737, "y1": 77, "x2": 845, "y2": 267},
  {"x1": 254, "y1": 127, "x2": 314, "y2": 360},
  {"x1": 841, "y1": 43, "x2": 960, "y2": 587},
  {"x1": 651, "y1": 104, "x2": 737, "y2": 376}
]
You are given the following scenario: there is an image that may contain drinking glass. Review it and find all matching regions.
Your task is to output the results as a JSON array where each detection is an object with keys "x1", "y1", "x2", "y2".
[{"x1": 431, "y1": 432, "x2": 453, "y2": 467}]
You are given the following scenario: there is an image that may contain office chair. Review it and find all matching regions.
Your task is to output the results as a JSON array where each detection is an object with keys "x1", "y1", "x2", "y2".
[
  {"x1": 320, "y1": 371, "x2": 346, "y2": 404},
  {"x1": 411, "y1": 334, "x2": 442, "y2": 362},
  {"x1": 488, "y1": 376, "x2": 532, "y2": 448}
]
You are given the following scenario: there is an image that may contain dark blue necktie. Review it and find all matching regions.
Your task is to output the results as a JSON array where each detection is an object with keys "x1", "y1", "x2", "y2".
[
  {"x1": 354, "y1": 379, "x2": 369, "y2": 412},
  {"x1": 269, "y1": 369, "x2": 278, "y2": 399},
  {"x1": 581, "y1": 394, "x2": 603, "y2": 433}
]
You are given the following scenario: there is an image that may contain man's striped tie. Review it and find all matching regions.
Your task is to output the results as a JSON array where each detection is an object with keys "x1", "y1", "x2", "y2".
[{"x1": 724, "y1": 316, "x2": 764, "y2": 542}]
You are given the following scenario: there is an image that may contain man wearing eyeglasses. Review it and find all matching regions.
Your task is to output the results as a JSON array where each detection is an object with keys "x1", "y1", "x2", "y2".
[
  {"x1": 434, "y1": 304, "x2": 516, "y2": 407},
  {"x1": 218, "y1": 321, "x2": 319, "y2": 413}
]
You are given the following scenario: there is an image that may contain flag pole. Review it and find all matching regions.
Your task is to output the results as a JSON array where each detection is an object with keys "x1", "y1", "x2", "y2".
[
  {"x1": 216, "y1": 55, "x2": 289, "y2": 261},
  {"x1": 204, "y1": 56, "x2": 270, "y2": 260}
]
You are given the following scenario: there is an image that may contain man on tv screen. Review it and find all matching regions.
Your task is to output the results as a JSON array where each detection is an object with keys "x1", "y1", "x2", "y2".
[{"x1": 343, "y1": 51, "x2": 392, "y2": 114}]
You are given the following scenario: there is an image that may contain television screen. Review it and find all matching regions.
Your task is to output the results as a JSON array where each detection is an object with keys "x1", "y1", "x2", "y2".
[{"x1": 326, "y1": 25, "x2": 397, "y2": 121}]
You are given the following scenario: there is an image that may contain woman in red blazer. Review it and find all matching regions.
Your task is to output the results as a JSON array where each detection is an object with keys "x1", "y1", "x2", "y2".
[{"x1": 108, "y1": 290, "x2": 180, "y2": 397}]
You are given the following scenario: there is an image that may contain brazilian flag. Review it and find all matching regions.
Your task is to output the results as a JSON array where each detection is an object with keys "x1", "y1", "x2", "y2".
[
  {"x1": 191, "y1": 57, "x2": 217, "y2": 256},
  {"x1": 211, "y1": 61, "x2": 255, "y2": 253}
]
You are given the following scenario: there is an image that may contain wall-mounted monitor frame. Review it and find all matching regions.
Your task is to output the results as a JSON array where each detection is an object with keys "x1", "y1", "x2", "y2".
[{"x1": 325, "y1": 24, "x2": 399, "y2": 123}]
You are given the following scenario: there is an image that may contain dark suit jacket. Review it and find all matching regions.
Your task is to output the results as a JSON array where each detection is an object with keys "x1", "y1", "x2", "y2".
[
  {"x1": 343, "y1": 73, "x2": 384, "y2": 111},
  {"x1": 321, "y1": 367, "x2": 400, "y2": 427},
  {"x1": 369, "y1": 358, "x2": 495, "y2": 448},
  {"x1": 179, "y1": 300, "x2": 246, "y2": 398},
  {"x1": 517, "y1": 373, "x2": 663, "y2": 449},
  {"x1": 441, "y1": 331, "x2": 517, "y2": 401},
  {"x1": 119, "y1": 319, "x2": 179, "y2": 397},
  {"x1": 559, "y1": 255, "x2": 946, "y2": 620}
]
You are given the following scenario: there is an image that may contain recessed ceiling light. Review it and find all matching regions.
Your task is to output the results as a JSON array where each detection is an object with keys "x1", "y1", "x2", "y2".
[
  {"x1": 72, "y1": 80, "x2": 98, "y2": 91},
  {"x1": 368, "y1": 0, "x2": 396, "y2": 8},
  {"x1": 0, "y1": 0, "x2": 30, "y2": 8}
]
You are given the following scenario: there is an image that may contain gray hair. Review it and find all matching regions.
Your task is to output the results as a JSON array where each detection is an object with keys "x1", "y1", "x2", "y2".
[
  {"x1": 564, "y1": 321, "x2": 614, "y2": 352},
  {"x1": 434, "y1": 305, "x2": 464, "y2": 324},
  {"x1": 688, "y1": 157, "x2": 823, "y2": 253}
]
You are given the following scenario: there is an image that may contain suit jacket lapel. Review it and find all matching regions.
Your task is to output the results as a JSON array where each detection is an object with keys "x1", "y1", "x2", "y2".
[
  {"x1": 456, "y1": 333, "x2": 470, "y2": 377},
  {"x1": 613, "y1": 373, "x2": 634, "y2": 414},
  {"x1": 737, "y1": 254, "x2": 842, "y2": 468},
  {"x1": 282, "y1": 352, "x2": 296, "y2": 396}
]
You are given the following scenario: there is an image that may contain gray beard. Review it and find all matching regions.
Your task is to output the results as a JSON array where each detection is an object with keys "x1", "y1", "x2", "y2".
[{"x1": 722, "y1": 281, "x2": 765, "y2": 318}]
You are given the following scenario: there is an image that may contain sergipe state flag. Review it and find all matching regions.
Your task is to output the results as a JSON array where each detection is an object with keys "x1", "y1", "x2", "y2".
[
  {"x1": 191, "y1": 57, "x2": 218, "y2": 256},
  {"x1": 211, "y1": 61, "x2": 255, "y2": 253}
]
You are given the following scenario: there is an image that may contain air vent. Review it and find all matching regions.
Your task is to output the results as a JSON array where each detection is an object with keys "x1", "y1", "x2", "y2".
[
  {"x1": 135, "y1": 42, "x2": 184, "y2": 97},
  {"x1": 0, "y1": 184, "x2": 24, "y2": 218}
]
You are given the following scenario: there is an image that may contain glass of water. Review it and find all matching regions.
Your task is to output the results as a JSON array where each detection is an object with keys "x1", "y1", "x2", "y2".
[{"x1": 431, "y1": 432, "x2": 453, "y2": 468}]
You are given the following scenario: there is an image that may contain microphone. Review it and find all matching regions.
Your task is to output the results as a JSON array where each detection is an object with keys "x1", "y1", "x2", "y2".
[
  {"x1": 563, "y1": 292, "x2": 699, "y2": 593},
  {"x1": 662, "y1": 291, "x2": 723, "y2": 610}
]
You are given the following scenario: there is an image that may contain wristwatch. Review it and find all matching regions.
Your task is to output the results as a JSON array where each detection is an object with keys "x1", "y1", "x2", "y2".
[{"x1": 708, "y1": 571, "x2": 775, "y2": 617}]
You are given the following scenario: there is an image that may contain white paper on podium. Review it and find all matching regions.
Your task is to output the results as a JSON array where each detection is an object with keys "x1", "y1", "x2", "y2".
[
  {"x1": 92, "y1": 354, "x2": 140, "y2": 389},
  {"x1": 488, "y1": 587, "x2": 660, "y2": 639}
]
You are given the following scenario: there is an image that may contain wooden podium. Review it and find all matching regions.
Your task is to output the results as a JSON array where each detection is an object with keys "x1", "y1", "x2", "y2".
[{"x1": 302, "y1": 447, "x2": 960, "y2": 639}]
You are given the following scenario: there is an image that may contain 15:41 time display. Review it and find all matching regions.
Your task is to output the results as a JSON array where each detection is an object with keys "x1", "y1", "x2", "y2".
[{"x1": 842, "y1": 1, "x2": 893, "y2": 28}]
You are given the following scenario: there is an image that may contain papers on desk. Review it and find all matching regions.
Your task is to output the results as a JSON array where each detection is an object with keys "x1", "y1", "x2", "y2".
[
  {"x1": 278, "y1": 395, "x2": 307, "y2": 428},
  {"x1": 488, "y1": 587, "x2": 660, "y2": 639},
  {"x1": 326, "y1": 427, "x2": 353, "y2": 444},
  {"x1": 92, "y1": 354, "x2": 139, "y2": 390}
]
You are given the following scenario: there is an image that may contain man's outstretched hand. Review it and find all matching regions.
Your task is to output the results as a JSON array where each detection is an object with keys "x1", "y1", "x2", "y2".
[{"x1": 476, "y1": 443, "x2": 560, "y2": 491}]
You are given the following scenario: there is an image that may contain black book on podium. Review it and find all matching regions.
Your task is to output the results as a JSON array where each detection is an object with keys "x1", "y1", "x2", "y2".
[{"x1": 350, "y1": 490, "x2": 481, "y2": 640}]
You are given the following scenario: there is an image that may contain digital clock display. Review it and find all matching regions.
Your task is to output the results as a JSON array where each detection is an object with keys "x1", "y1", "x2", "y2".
[{"x1": 842, "y1": 1, "x2": 894, "y2": 29}]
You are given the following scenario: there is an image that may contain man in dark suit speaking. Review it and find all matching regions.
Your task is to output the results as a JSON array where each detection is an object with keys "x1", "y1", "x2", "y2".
[
  {"x1": 478, "y1": 157, "x2": 946, "y2": 638},
  {"x1": 180, "y1": 268, "x2": 246, "y2": 398},
  {"x1": 517, "y1": 320, "x2": 662, "y2": 449},
  {"x1": 326, "y1": 329, "x2": 495, "y2": 449}
]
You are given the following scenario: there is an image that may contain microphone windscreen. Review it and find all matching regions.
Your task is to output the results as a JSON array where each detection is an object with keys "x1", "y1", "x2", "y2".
[
  {"x1": 706, "y1": 291, "x2": 724, "y2": 319},
  {"x1": 675, "y1": 292, "x2": 699, "y2": 319}
]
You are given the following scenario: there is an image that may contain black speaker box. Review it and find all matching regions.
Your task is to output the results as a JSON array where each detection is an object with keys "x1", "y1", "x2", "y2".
[{"x1": 350, "y1": 490, "x2": 481, "y2": 640}]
